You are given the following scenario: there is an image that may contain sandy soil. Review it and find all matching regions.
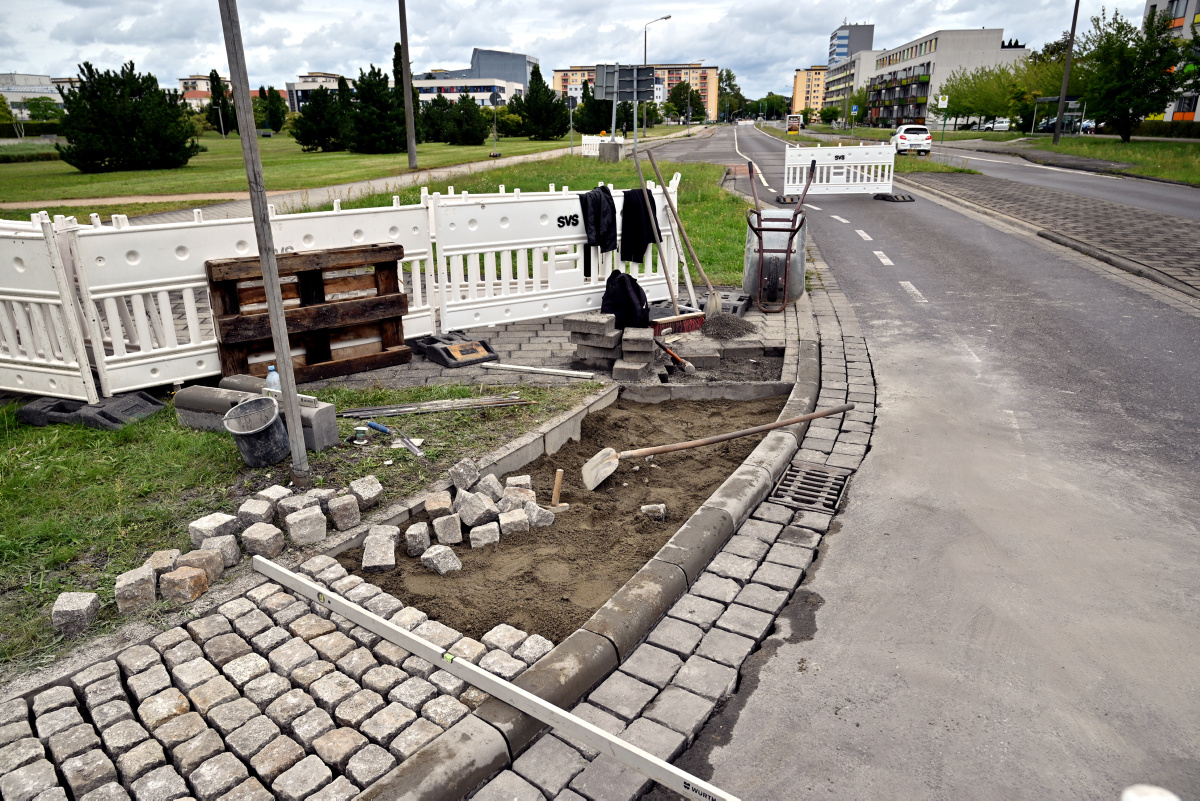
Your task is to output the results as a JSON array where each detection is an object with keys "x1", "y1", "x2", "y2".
[{"x1": 337, "y1": 395, "x2": 787, "y2": 644}]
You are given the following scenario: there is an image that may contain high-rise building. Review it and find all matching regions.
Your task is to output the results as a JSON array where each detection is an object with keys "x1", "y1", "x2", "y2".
[
  {"x1": 791, "y1": 66, "x2": 828, "y2": 112},
  {"x1": 552, "y1": 63, "x2": 718, "y2": 121},
  {"x1": 829, "y1": 24, "x2": 875, "y2": 66},
  {"x1": 1143, "y1": 0, "x2": 1197, "y2": 121}
]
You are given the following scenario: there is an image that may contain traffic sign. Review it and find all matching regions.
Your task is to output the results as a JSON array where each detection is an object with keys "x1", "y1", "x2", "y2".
[
  {"x1": 851, "y1": 105, "x2": 858, "y2": 114},
  {"x1": 937, "y1": 95, "x2": 948, "y2": 109},
  {"x1": 593, "y1": 64, "x2": 654, "y2": 102}
]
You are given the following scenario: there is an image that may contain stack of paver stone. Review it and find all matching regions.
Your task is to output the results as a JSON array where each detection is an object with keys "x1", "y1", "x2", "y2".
[
  {"x1": 614, "y1": 327, "x2": 656, "y2": 382},
  {"x1": 11, "y1": 556, "x2": 556, "y2": 801},
  {"x1": 50, "y1": 476, "x2": 384, "y2": 642},
  {"x1": 565, "y1": 313, "x2": 623, "y2": 372},
  {"x1": 361, "y1": 459, "x2": 555, "y2": 577}
]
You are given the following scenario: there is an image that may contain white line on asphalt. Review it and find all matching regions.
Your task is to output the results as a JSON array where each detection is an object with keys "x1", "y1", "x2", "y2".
[
  {"x1": 856, "y1": 230, "x2": 873, "y2": 241},
  {"x1": 958, "y1": 153, "x2": 1121, "y2": 179},
  {"x1": 805, "y1": 204, "x2": 822, "y2": 210},
  {"x1": 950, "y1": 333, "x2": 981, "y2": 363},
  {"x1": 874, "y1": 251, "x2": 894, "y2": 265},
  {"x1": 899, "y1": 281, "x2": 928, "y2": 302},
  {"x1": 732, "y1": 127, "x2": 770, "y2": 187},
  {"x1": 960, "y1": 155, "x2": 1014, "y2": 164},
  {"x1": 831, "y1": 215, "x2": 850, "y2": 223}
]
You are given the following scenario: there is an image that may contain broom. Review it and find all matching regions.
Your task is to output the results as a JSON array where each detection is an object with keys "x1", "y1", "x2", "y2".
[{"x1": 647, "y1": 150, "x2": 723, "y2": 321}]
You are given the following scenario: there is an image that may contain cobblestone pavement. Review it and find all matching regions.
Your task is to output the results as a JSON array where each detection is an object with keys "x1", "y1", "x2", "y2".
[
  {"x1": 0, "y1": 556, "x2": 555, "y2": 801},
  {"x1": 900, "y1": 172, "x2": 1200, "y2": 293},
  {"x1": 470, "y1": 249, "x2": 877, "y2": 800}
]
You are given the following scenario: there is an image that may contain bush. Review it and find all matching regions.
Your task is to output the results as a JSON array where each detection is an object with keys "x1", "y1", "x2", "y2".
[
  {"x1": 290, "y1": 86, "x2": 345, "y2": 152},
  {"x1": 57, "y1": 61, "x2": 201, "y2": 173},
  {"x1": 0, "y1": 150, "x2": 60, "y2": 164},
  {"x1": 8, "y1": 121, "x2": 61, "y2": 136},
  {"x1": 1131, "y1": 119, "x2": 1200, "y2": 138},
  {"x1": 445, "y1": 94, "x2": 490, "y2": 146}
]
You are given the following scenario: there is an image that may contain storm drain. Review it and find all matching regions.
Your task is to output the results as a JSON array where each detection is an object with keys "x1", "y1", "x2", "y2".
[{"x1": 769, "y1": 460, "x2": 852, "y2": 512}]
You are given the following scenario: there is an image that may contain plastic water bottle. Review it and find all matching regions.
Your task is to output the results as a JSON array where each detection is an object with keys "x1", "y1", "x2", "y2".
[{"x1": 265, "y1": 365, "x2": 281, "y2": 391}]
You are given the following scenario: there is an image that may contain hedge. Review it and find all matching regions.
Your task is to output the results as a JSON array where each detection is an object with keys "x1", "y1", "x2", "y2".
[
  {"x1": 0, "y1": 151, "x2": 60, "y2": 164},
  {"x1": 1131, "y1": 120, "x2": 1200, "y2": 138},
  {"x1": 6, "y1": 121, "x2": 62, "y2": 136}
]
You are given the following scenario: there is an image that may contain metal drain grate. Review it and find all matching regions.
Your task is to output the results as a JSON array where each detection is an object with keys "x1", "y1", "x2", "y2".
[{"x1": 769, "y1": 460, "x2": 852, "y2": 512}]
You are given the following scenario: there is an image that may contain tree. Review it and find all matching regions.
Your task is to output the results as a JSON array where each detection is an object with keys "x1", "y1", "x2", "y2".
[
  {"x1": 667, "y1": 81, "x2": 704, "y2": 121},
  {"x1": 750, "y1": 93, "x2": 789, "y2": 119},
  {"x1": 523, "y1": 65, "x2": 569, "y2": 139},
  {"x1": 0, "y1": 94, "x2": 13, "y2": 124},
  {"x1": 205, "y1": 70, "x2": 236, "y2": 133},
  {"x1": 421, "y1": 93, "x2": 453, "y2": 142},
  {"x1": 819, "y1": 105, "x2": 841, "y2": 124},
  {"x1": 847, "y1": 87, "x2": 869, "y2": 124},
  {"x1": 56, "y1": 61, "x2": 200, "y2": 173},
  {"x1": 801, "y1": 106, "x2": 816, "y2": 123},
  {"x1": 1076, "y1": 8, "x2": 1184, "y2": 141},
  {"x1": 264, "y1": 86, "x2": 288, "y2": 132},
  {"x1": 336, "y1": 75, "x2": 355, "y2": 144},
  {"x1": 350, "y1": 64, "x2": 403, "y2": 153},
  {"x1": 445, "y1": 94, "x2": 490, "y2": 145},
  {"x1": 573, "y1": 80, "x2": 611, "y2": 134},
  {"x1": 718, "y1": 68, "x2": 746, "y2": 120},
  {"x1": 25, "y1": 97, "x2": 63, "y2": 121},
  {"x1": 289, "y1": 85, "x2": 345, "y2": 151},
  {"x1": 496, "y1": 107, "x2": 525, "y2": 137}
]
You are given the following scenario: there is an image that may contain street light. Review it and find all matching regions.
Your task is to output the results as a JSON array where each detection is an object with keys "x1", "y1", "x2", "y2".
[{"x1": 643, "y1": 15, "x2": 671, "y2": 131}]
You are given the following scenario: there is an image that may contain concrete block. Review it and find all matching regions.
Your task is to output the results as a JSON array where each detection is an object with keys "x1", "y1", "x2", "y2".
[
  {"x1": 715, "y1": 604, "x2": 775, "y2": 642},
  {"x1": 574, "y1": 342, "x2": 623, "y2": 360},
  {"x1": 620, "y1": 326, "x2": 654, "y2": 352},
  {"x1": 469, "y1": 522, "x2": 500, "y2": 548},
  {"x1": 52, "y1": 592, "x2": 99, "y2": 637},
  {"x1": 144, "y1": 550, "x2": 180, "y2": 577},
  {"x1": 744, "y1": 430, "x2": 798, "y2": 483},
  {"x1": 667, "y1": 594, "x2": 725, "y2": 631},
  {"x1": 704, "y1": 464, "x2": 773, "y2": 528},
  {"x1": 552, "y1": 703, "x2": 624, "y2": 761},
  {"x1": 582, "y1": 558, "x2": 687, "y2": 661},
  {"x1": 778, "y1": 525, "x2": 821, "y2": 549},
  {"x1": 733, "y1": 583, "x2": 789, "y2": 615},
  {"x1": 694, "y1": 627, "x2": 755, "y2": 669},
  {"x1": 474, "y1": 771, "x2": 543, "y2": 801},
  {"x1": 568, "y1": 719, "x2": 684, "y2": 800},
  {"x1": 738, "y1": 518, "x2": 784, "y2": 544},
  {"x1": 419, "y1": 545, "x2": 461, "y2": 575},
  {"x1": 752, "y1": 561, "x2": 804, "y2": 592},
  {"x1": 645, "y1": 617, "x2": 704, "y2": 658},
  {"x1": 284, "y1": 506, "x2": 326, "y2": 546},
  {"x1": 159, "y1": 567, "x2": 209, "y2": 604},
  {"x1": 612, "y1": 358, "x2": 650, "y2": 381},
  {"x1": 568, "y1": 328, "x2": 622, "y2": 347},
  {"x1": 348, "y1": 475, "x2": 383, "y2": 510},
  {"x1": 652, "y1": 505, "x2": 735, "y2": 585},
  {"x1": 673, "y1": 340, "x2": 720, "y2": 368},
  {"x1": 175, "y1": 551, "x2": 222, "y2": 585},
  {"x1": 200, "y1": 535, "x2": 241, "y2": 568},
  {"x1": 723, "y1": 534, "x2": 769, "y2": 562},
  {"x1": 707, "y1": 552, "x2": 758, "y2": 584},
  {"x1": 511, "y1": 734, "x2": 587, "y2": 798},
  {"x1": 765, "y1": 542, "x2": 815, "y2": 570},
  {"x1": 563, "y1": 312, "x2": 616, "y2": 336}
]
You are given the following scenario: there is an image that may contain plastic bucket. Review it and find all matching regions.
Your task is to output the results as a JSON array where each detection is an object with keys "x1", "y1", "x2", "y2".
[{"x1": 223, "y1": 396, "x2": 290, "y2": 468}]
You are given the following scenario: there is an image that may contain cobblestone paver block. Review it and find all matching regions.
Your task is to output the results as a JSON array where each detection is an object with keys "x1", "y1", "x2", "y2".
[
  {"x1": 387, "y1": 717, "x2": 442, "y2": 761},
  {"x1": 270, "y1": 753, "x2": 331, "y2": 801},
  {"x1": 189, "y1": 751, "x2": 247, "y2": 800},
  {"x1": 240, "y1": 524, "x2": 284, "y2": 559},
  {"x1": 360, "y1": 665, "x2": 404, "y2": 697},
  {"x1": 148, "y1": 712, "x2": 205, "y2": 750},
  {"x1": 290, "y1": 709, "x2": 334, "y2": 753},
  {"x1": 252, "y1": 736, "x2": 305, "y2": 786},
  {"x1": 0, "y1": 759, "x2": 59, "y2": 801},
  {"x1": 359, "y1": 703, "x2": 416, "y2": 747},
  {"x1": 189, "y1": 514, "x2": 239, "y2": 549},
  {"x1": 284, "y1": 507, "x2": 326, "y2": 546},
  {"x1": 62, "y1": 750, "x2": 118, "y2": 798},
  {"x1": 512, "y1": 732, "x2": 587, "y2": 798},
  {"x1": 589, "y1": 671, "x2": 658, "y2": 722},
  {"x1": 420, "y1": 696, "x2": 468, "y2": 729},
  {"x1": 431, "y1": 513, "x2": 462, "y2": 545},
  {"x1": 327, "y1": 496, "x2": 361, "y2": 532},
  {"x1": 115, "y1": 567, "x2": 157, "y2": 615},
  {"x1": 52, "y1": 592, "x2": 100, "y2": 637},
  {"x1": 348, "y1": 475, "x2": 382, "y2": 510}
]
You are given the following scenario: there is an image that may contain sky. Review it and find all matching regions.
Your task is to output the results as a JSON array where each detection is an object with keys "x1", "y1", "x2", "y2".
[{"x1": 1, "y1": 0, "x2": 1145, "y2": 99}]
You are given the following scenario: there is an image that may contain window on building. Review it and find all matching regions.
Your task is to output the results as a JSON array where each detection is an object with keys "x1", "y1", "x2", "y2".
[{"x1": 1178, "y1": 93, "x2": 1198, "y2": 112}]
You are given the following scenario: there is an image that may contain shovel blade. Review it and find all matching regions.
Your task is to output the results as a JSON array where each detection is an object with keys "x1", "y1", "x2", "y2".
[{"x1": 582, "y1": 447, "x2": 620, "y2": 491}]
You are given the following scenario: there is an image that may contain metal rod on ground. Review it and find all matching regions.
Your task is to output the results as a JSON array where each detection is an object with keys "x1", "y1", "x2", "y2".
[
  {"x1": 398, "y1": 0, "x2": 418, "y2": 168},
  {"x1": 646, "y1": 150, "x2": 720, "y2": 317},
  {"x1": 252, "y1": 557, "x2": 740, "y2": 801},
  {"x1": 217, "y1": 0, "x2": 310, "y2": 486},
  {"x1": 339, "y1": 397, "x2": 535, "y2": 418},
  {"x1": 631, "y1": 151, "x2": 678, "y2": 315},
  {"x1": 481, "y1": 363, "x2": 595, "y2": 379}
]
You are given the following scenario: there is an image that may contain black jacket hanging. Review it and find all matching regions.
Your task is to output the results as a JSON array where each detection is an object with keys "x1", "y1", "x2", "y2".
[
  {"x1": 620, "y1": 189, "x2": 662, "y2": 264},
  {"x1": 577, "y1": 186, "x2": 617, "y2": 277}
]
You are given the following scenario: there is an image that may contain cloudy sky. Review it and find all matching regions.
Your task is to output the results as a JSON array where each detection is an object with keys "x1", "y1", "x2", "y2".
[{"x1": 2, "y1": 0, "x2": 1143, "y2": 99}]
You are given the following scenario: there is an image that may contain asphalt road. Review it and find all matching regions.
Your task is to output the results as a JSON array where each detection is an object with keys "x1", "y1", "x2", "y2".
[{"x1": 652, "y1": 127, "x2": 1200, "y2": 798}]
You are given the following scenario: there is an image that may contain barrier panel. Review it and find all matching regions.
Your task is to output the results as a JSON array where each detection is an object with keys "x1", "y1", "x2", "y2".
[
  {"x1": 784, "y1": 143, "x2": 894, "y2": 196},
  {"x1": 581, "y1": 135, "x2": 625, "y2": 156},
  {"x1": 0, "y1": 220, "x2": 98, "y2": 402}
]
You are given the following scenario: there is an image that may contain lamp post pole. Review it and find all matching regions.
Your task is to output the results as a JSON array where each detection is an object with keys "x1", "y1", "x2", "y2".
[
  {"x1": 1053, "y1": 0, "x2": 1081, "y2": 145},
  {"x1": 643, "y1": 15, "x2": 670, "y2": 132},
  {"x1": 398, "y1": 0, "x2": 418, "y2": 167}
]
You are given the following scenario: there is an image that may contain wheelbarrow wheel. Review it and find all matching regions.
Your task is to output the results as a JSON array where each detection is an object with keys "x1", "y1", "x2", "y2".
[{"x1": 766, "y1": 258, "x2": 780, "y2": 303}]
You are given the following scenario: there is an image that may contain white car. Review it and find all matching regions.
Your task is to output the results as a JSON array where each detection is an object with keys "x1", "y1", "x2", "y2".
[
  {"x1": 984, "y1": 118, "x2": 1011, "y2": 131},
  {"x1": 891, "y1": 125, "x2": 932, "y2": 155}
]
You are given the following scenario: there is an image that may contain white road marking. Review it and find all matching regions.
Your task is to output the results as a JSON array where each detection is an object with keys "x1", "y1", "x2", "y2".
[
  {"x1": 732, "y1": 127, "x2": 770, "y2": 187},
  {"x1": 805, "y1": 204, "x2": 822, "y2": 210},
  {"x1": 959, "y1": 153, "x2": 1121, "y2": 179},
  {"x1": 950, "y1": 333, "x2": 981, "y2": 363},
  {"x1": 1002, "y1": 409, "x2": 1028, "y2": 479},
  {"x1": 960, "y1": 155, "x2": 1014, "y2": 164},
  {"x1": 899, "y1": 281, "x2": 928, "y2": 302},
  {"x1": 856, "y1": 229, "x2": 873, "y2": 241},
  {"x1": 831, "y1": 215, "x2": 850, "y2": 223},
  {"x1": 874, "y1": 251, "x2": 894, "y2": 265}
]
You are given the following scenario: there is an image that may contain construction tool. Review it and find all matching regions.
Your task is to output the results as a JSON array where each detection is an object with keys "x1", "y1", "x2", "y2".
[
  {"x1": 582, "y1": 403, "x2": 854, "y2": 491},
  {"x1": 646, "y1": 150, "x2": 721, "y2": 319},
  {"x1": 745, "y1": 157, "x2": 815, "y2": 313},
  {"x1": 365, "y1": 421, "x2": 425, "y2": 457},
  {"x1": 339, "y1": 394, "x2": 534, "y2": 418},
  {"x1": 655, "y1": 339, "x2": 696, "y2": 374},
  {"x1": 631, "y1": 150, "x2": 679, "y2": 316}
]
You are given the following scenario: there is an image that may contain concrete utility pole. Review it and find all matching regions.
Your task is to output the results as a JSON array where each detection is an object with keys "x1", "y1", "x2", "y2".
[
  {"x1": 1053, "y1": 0, "x2": 1081, "y2": 145},
  {"x1": 643, "y1": 15, "x2": 670, "y2": 132},
  {"x1": 398, "y1": 0, "x2": 418, "y2": 167},
  {"x1": 217, "y1": 0, "x2": 311, "y2": 485}
]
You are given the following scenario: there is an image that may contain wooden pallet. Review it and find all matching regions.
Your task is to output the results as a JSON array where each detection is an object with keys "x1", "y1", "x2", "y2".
[{"x1": 205, "y1": 244, "x2": 412, "y2": 383}]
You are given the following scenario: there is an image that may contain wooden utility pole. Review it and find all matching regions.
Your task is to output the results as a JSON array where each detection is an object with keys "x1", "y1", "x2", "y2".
[
  {"x1": 399, "y1": 0, "x2": 418, "y2": 168},
  {"x1": 217, "y1": 0, "x2": 311, "y2": 485},
  {"x1": 1053, "y1": 0, "x2": 1081, "y2": 145}
]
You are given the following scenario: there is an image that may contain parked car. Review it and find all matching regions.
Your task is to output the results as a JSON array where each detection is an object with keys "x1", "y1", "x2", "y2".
[
  {"x1": 1081, "y1": 119, "x2": 1096, "y2": 134},
  {"x1": 891, "y1": 124, "x2": 932, "y2": 155},
  {"x1": 984, "y1": 118, "x2": 1011, "y2": 131}
]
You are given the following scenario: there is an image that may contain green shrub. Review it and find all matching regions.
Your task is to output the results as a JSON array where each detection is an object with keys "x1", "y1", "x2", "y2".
[
  {"x1": 1130, "y1": 119, "x2": 1200, "y2": 138},
  {"x1": 0, "y1": 150, "x2": 60, "y2": 163}
]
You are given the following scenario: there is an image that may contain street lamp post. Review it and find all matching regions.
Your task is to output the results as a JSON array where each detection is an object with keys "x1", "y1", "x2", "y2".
[{"x1": 643, "y1": 15, "x2": 670, "y2": 132}]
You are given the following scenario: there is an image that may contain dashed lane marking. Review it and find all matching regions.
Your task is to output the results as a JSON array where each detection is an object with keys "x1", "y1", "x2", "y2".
[
  {"x1": 874, "y1": 251, "x2": 894, "y2": 265},
  {"x1": 856, "y1": 229, "x2": 873, "y2": 241},
  {"x1": 899, "y1": 281, "x2": 928, "y2": 302},
  {"x1": 831, "y1": 215, "x2": 850, "y2": 223},
  {"x1": 805, "y1": 204, "x2": 822, "y2": 210}
]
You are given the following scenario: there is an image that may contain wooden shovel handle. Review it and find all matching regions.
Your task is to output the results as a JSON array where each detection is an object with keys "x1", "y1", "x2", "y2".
[{"x1": 619, "y1": 403, "x2": 855, "y2": 460}]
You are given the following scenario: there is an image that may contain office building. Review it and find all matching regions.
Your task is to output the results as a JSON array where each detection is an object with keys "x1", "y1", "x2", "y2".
[
  {"x1": 0, "y1": 73, "x2": 68, "y2": 120},
  {"x1": 552, "y1": 63, "x2": 719, "y2": 121},
  {"x1": 829, "y1": 24, "x2": 875, "y2": 66},
  {"x1": 413, "y1": 77, "x2": 525, "y2": 107},
  {"x1": 420, "y1": 49, "x2": 538, "y2": 94},
  {"x1": 1143, "y1": 0, "x2": 1197, "y2": 120},
  {"x1": 791, "y1": 66, "x2": 828, "y2": 112},
  {"x1": 865, "y1": 29, "x2": 1028, "y2": 127},
  {"x1": 285, "y1": 73, "x2": 350, "y2": 113}
]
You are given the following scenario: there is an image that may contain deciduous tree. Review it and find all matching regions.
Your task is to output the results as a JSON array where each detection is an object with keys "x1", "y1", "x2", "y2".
[{"x1": 25, "y1": 97, "x2": 63, "y2": 121}]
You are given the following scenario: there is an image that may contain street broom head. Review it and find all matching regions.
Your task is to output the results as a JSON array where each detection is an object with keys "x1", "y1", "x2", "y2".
[{"x1": 650, "y1": 312, "x2": 705, "y2": 336}]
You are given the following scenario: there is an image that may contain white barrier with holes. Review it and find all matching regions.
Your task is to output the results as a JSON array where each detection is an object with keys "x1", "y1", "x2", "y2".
[
  {"x1": 0, "y1": 223, "x2": 99, "y2": 402},
  {"x1": 580, "y1": 136, "x2": 626, "y2": 157},
  {"x1": 784, "y1": 143, "x2": 894, "y2": 195}
]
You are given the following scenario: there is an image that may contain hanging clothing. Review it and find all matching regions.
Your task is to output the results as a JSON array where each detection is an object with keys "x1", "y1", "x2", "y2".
[
  {"x1": 577, "y1": 185, "x2": 617, "y2": 277},
  {"x1": 620, "y1": 189, "x2": 662, "y2": 264}
]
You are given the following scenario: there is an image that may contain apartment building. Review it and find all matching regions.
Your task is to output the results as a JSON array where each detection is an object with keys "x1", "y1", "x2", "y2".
[
  {"x1": 552, "y1": 63, "x2": 719, "y2": 120},
  {"x1": 1144, "y1": 0, "x2": 1198, "y2": 120},
  {"x1": 285, "y1": 73, "x2": 349, "y2": 113},
  {"x1": 829, "y1": 24, "x2": 875, "y2": 65},
  {"x1": 823, "y1": 50, "x2": 881, "y2": 110},
  {"x1": 791, "y1": 66, "x2": 828, "y2": 112},
  {"x1": 865, "y1": 29, "x2": 1028, "y2": 127}
]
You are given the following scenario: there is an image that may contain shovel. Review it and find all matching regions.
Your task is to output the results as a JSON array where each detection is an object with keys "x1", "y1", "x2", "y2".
[{"x1": 582, "y1": 403, "x2": 854, "y2": 491}]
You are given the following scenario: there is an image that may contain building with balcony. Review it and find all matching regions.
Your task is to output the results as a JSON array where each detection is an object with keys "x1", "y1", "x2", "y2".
[
  {"x1": 552, "y1": 63, "x2": 718, "y2": 121},
  {"x1": 791, "y1": 66, "x2": 829, "y2": 112},
  {"x1": 823, "y1": 50, "x2": 881, "y2": 111},
  {"x1": 829, "y1": 24, "x2": 875, "y2": 66},
  {"x1": 1144, "y1": 0, "x2": 1198, "y2": 121},
  {"x1": 865, "y1": 29, "x2": 1028, "y2": 127}
]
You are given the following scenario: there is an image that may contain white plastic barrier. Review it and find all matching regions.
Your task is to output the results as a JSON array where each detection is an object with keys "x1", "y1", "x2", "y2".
[
  {"x1": 580, "y1": 135, "x2": 625, "y2": 156},
  {"x1": 433, "y1": 179, "x2": 679, "y2": 332},
  {"x1": 784, "y1": 143, "x2": 894, "y2": 196},
  {"x1": 0, "y1": 220, "x2": 99, "y2": 402}
]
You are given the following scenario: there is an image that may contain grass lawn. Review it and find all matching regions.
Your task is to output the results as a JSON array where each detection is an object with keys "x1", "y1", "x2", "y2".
[
  {"x1": 1, "y1": 199, "x2": 226, "y2": 224},
  {"x1": 308, "y1": 155, "x2": 752, "y2": 287},
  {"x1": 0, "y1": 382, "x2": 597, "y2": 673},
  {"x1": 1030, "y1": 138, "x2": 1200, "y2": 185}
]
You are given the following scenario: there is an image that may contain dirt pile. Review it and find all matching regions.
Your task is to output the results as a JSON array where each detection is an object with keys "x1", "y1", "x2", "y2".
[{"x1": 701, "y1": 312, "x2": 759, "y2": 340}]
